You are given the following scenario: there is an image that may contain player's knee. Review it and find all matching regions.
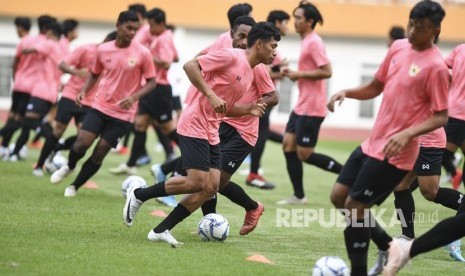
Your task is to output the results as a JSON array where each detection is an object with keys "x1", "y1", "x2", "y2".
[
  {"x1": 330, "y1": 191, "x2": 344, "y2": 209},
  {"x1": 185, "y1": 176, "x2": 205, "y2": 193},
  {"x1": 204, "y1": 183, "x2": 219, "y2": 196},
  {"x1": 419, "y1": 186, "x2": 437, "y2": 201}
]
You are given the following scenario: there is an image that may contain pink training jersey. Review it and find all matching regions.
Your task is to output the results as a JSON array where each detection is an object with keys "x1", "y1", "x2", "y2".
[
  {"x1": 134, "y1": 23, "x2": 153, "y2": 48},
  {"x1": 420, "y1": 127, "x2": 446, "y2": 149},
  {"x1": 61, "y1": 44, "x2": 98, "y2": 106},
  {"x1": 31, "y1": 39, "x2": 65, "y2": 104},
  {"x1": 293, "y1": 31, "x2": 330, "y2": 117},
  {"x1": 361, "y1": 39, "x2": 449, "y2": 170},
  {"x1": 177, "y1": 48, "x2": 254, "y2": 145},
  {"x1": 199, "y1": 31, "x2": 232, "y2": 55},
  {"x1": 445, "y1": 44, "x2": 465, "y2": 121},
  {"x1": 91, "y1": 40, "x2": 156, "y2": 122},
  {"x1": 150, "y1": 29, "x2": 177, "y2": 85},
  {"x1": 59, "y1": 37, "x2": 71, "y2": 56},
  {"x1": 222, "y1": 64, "x2": 275, "y2": 146},
  {"x1": 271, "y1": 51, "x2": 283, "y2": 87},
  {"x1": 12, "y1": 34, "x2": 46, "y2": 94}
]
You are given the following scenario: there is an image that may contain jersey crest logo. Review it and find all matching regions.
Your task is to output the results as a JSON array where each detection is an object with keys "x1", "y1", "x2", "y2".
[
  {"x1": 408, "y1": 63, "x2": 421, "y2": 77},
  {"x1": 128, "y1": 57, "x2": 136, "y2": 67}
]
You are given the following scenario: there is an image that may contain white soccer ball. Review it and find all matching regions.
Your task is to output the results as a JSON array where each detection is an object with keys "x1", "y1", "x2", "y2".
[
  {"x1": 198, "y1": 213, "x2": 230, "y2": 242},
  {"x1": 121, "y1": 175, "x2": 147, "y2": 198},
  {"x1": 312, "y1": 256, "x2": 350, "y2": 276}
]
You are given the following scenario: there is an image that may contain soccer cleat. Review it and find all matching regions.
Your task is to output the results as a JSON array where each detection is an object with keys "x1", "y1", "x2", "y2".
[
  {"x1": 64, "y1": 185, "x2": 76, "y2": 197},
  {"x1": 135, "y1": 154, "x2": 151, "y2": 167},
  {"x1": 147, "y1": 229, "x2": 183, "y2": 248},
  {"x1": 246, "y1": 173, "x2": 275, "y2": 190},
  {"x1": 276, "y1": 195, "x2": 308, "y2": 205},
  {"x1": 368, "y1": 250, "x2": 388, "y2": 276},
  {"x1": 50, "y1": 165, "x2": 72, "y2": 184},
  {"x1": 240, "y1": 202, "x2": 264, "y2": 235},
  {"x1": 166, "y1": 153, "x2": 178, "y2": 162},
  {"x1": 453, "y1": 153, "x2": 463, "y2": 167},
  {"x1": 156, "y1": 196, "x2": 178, "y2": 208},
  {"x1": 32, "y1": 168, "x2": 44, "y2": 177},
  {"x1": 122, "y1": 185, "x2": 143, "y2": 227},
  {"x1": 150, "y1": 163, "x2": 167, "y2": 183},
  {"x1": 445, "y1": 239, "x2": 465, "y2": 262},
  {"x1": 8, "y1": 154, "x2": 19, "y2": 162},
  {"x1": 118, "y1": 146, "x2": 129, "y2": 155},
  {"x1": 382, "y1": 238, "x2": 413, "y2": 276},
  {"x1": 109, "y1": 163, "x2": 137, "y2": 175},
  {"x1": 29, "y1": 140, "x2": 43, "y2": 149},
  {"x1": 452, "y1": 169, "x2": 463, "y2": 190},
  {"x1": 0, "y1": 146, "x2": 9, "y2": 159}
]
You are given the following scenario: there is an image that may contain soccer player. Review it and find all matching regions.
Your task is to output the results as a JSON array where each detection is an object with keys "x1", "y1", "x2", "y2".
[
  {"x1": 441, "y1": 44, "x2": 465, "y2": 190},
  {"x1": 387, "y1": 26, "x2": 405, "y2": 47},
  {"x1": 0, "y1": 15, "x2": 54, "y2": 158},
  {"x1": 49, "y1": 11, "x2": 156, "y2": 197},
  {"x1": 278, "y1": 1, "x2": 343, "y2": 205},
  {"x1": 60, "y1": 19, "x2": 79, "y2": 55},
  {"x1": 327, "y1": 1, "x2": 448, "y2": 275},
  {"x1": 246, "y1": 9, "x2": 290, "y2": 190},
  {"x1": 110, "y1": 8, "x2": 179, "y2": 176},
  {"x1": 123, "y1": 22, "x2": 280, "y2": 246},
  {"x1": 32, "y1": 32, "x2": 117, "y2": 176},
  {"x1": 8, "y1": 21, "x2": 64, "y2": 161}
]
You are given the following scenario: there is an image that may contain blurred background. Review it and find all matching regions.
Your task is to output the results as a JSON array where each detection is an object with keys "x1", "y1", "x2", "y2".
[{"x1": 1, "y1": 0, "x2": 464, "y2": 139}]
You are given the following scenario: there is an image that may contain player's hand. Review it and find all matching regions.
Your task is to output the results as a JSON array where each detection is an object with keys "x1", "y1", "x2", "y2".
[
  {"x1": 285, "y1": 70, "x2": 300, "y2": 81},
  {"x1": 118, "y1": 96, "x2": 135, "y2": 110},
  {"x1": 327, "y1": 91, "x2": 346, "y2": 112},
  {"x1": 208, "y1": 94, "x2": 227, "y2": 113},
  {"x1": 249, "y1": 102, "x2": 267, "y2": 117},
  {"x1": 383, "y1": 130, "x2": 412, "y2": 159},
  {"x1": 76, "y1": 93, "x2": 84, "y2": 107}
]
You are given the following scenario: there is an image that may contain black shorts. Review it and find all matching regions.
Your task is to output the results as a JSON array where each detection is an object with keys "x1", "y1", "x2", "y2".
[
  {"x1": 172, "y1": 95, "x2": 182, "y2": 111},
  {"x1": 337, "y1": 146, "x2": 408, "y2": 205},
  {"x1": 55, "y1": 97, "x2": 90, "y2": 126},
  {"x1": 80, "y1": 108, "x2": 132, "y2": 148},
  {"x1": 445, "y1": 117, "x2": 465, "y2": 147},
  {"x1": 11, "y1": 91, "x2": 31, "y2": 116},
  {"x1": 178, "y1": 134, "x2": 221, "y2": 172},
  {"x1": 285, "y1": 111, "x2": 324, "y2": 147},
  {"x1": 138, "y1": 84, "x2": 173, "y2": 123},
  {"x1": 219, "y1": 122, "x2": 254, "y2": 174},
  {"x1": 26, "y1": 97, "x2": 53, "y2": 118},
  {"x1": 414, "y1": 147, "x2": 443, "y2": 176}
]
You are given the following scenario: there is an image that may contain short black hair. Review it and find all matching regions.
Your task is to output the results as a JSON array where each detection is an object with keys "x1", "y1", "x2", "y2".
[
  {"x1": 232, "y1": 15, "x2": 255, "y2": 31},
  {"x1": 294, "y1": 1, "x2": 323, "y2": 29},
  {"x1": 104, "y1": 30, "x2": 117, "y2": 42},
  {"x1": 14, "y1": 17, "x2": 31, "y2": 31},
  {"x1": 128, "y1": 3, "x2": 147, "y2": 18},
  {"x1": 46, "y1": 21, "x2": 62, "y2": 38},
  {"x1": 267, "y1": 10, "x2": 290, "y2": 25},
  {"x1": 227, "y1": 3, "x2": 253, "y2": 29},
  {"x1": 62, "y1": 19, "x2": 79, "y2": 36},
  {"x1": 37, "y1": 15, "x2": 56, "y2": 32},
  {"x1": 117, "y1": 10, "x2": 139, "y2": 25},
  {"x1": 147, "y1": 8, "x2": 166, "y2": 24},
  {"x1": 389, "y1": 26, "x2": 405, "y2": 41},
  {"x1": 410, "y1": 0, "x2": 445, "y2": 28},
  {"x1": 247, "y1": 21, "x2": 281, "y2": 48}
]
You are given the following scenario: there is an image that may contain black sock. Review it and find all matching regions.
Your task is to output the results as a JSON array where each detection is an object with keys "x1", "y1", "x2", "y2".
[
  {"x1": 410, "y1": 213, "x2": 465, "y2": 258},
  {"x1": 344, "y1": 221, "x2": 370, "y2": 276},
  {"x1": 168, "y1": 129, "x2": 179, "y2": 145},
  {"x1": 409, "y1": 178, "x2": 419, "y2": 192},
  {"x1": 394, "y1": 189, "x2": 415, "y2": 239},
  {"x1": 285, "y1": 152, "x2": 304, "y2": 198},
  {"x1": 122, "y1": 131, "x2": 130, "y2": 147},
  {"x1": 220, "y1": 181, "x2": 258, "y2": 211},
  {"x1": 161, "y1": 157, "x2": 181, "y2": 175},
  {"x1": 12, "y1": 123, "x2": 34, "y2": 155},
  {"x1": 54, "y1": 135, "x2": 77, "y2": 152},
  {"x1": 0, "y1": 118, "x2": 20, "y2": 136},
  {"x1": 370, "y1": 215, "x2": 392, "y2": 251},
  {"x1": 172, "y1": 158, "x2": 186, "y2": 176},
  {"x1": 153, "y1": 203, "x2": 191, "y2": 233},
  {"x1": 304, "y1": 153, "x2": 343, "y2": 174},
  {"x1": 251, "y1": 115, "x2": 269, "y2": 174},
  {"x1": 434, "y1": 187, "x2": 463, "y2": 210},
  {"x1": 70, "y1": 158, "x2": 101, "y2": 190},
  {"x1": 127, "y1": 130, "x2": 146, "y2": 167},
  {"x1": 68, "y1": 147, "x2": 86, "y2": 170},
  {"x1": 36, "y1": 135, "x2": 59, "y2": 168},
  {"x1": 268, "y1": 130, "x2": 283, "y2": 143},
  {"x1": 443, "y1": 149, "x2": 457, "y2": 176},
  {"x1": 134, "y1": 181, "x2": 168, "y2": 201},
  {"x1": 201, "y1": 195, "x2": 217, "y2": 215},
  {"x1": 155, "y1": 126, "x2": 174, "y2": 158}
]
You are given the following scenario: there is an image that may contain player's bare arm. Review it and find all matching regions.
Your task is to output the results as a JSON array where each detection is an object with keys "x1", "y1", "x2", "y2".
[{"x1": 327, "y1": 78, "x2": 384, "y2": 112}]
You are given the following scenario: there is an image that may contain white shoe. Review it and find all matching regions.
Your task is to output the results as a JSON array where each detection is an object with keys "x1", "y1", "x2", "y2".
[
  {"x1": 147, "y1": 229, "x2": 183, "y2": 248},
  {"x1": 453, "y1": 152, "x2": 463, "y2": 167},
  {"x1": 368, "y1": 250, "x2": 388, "y2": 276},
  {"x1": 32, "y1": 168, "x2": 44, "y2": 177},
  {"x1": 276, "y1": 195, "x2": 308, "y2": 205},
  {"x1": 150, "y1": 163, "x2": 166, "y2": 183},
  {"x1": 64, "y1": 185, "x2": 76, "y2": 197},
  {"x1": 382, "y1": 238, "x2": 413, "y2": 276},
  {"x1": 0, "y1": 146, "x2": 9, "y2": 159},
  {"x1": 122, "y1": 185, "x2": 143, "y2": 227},
  {"x1": 8, "y1": 154, "x2": 19, "y2": 162},
  {"x1": 110, "y1": 163, "x2": 136, "y2": 175},
  {"x1": 50, "y1": 165, "x2": 72, "y2": 184}
]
